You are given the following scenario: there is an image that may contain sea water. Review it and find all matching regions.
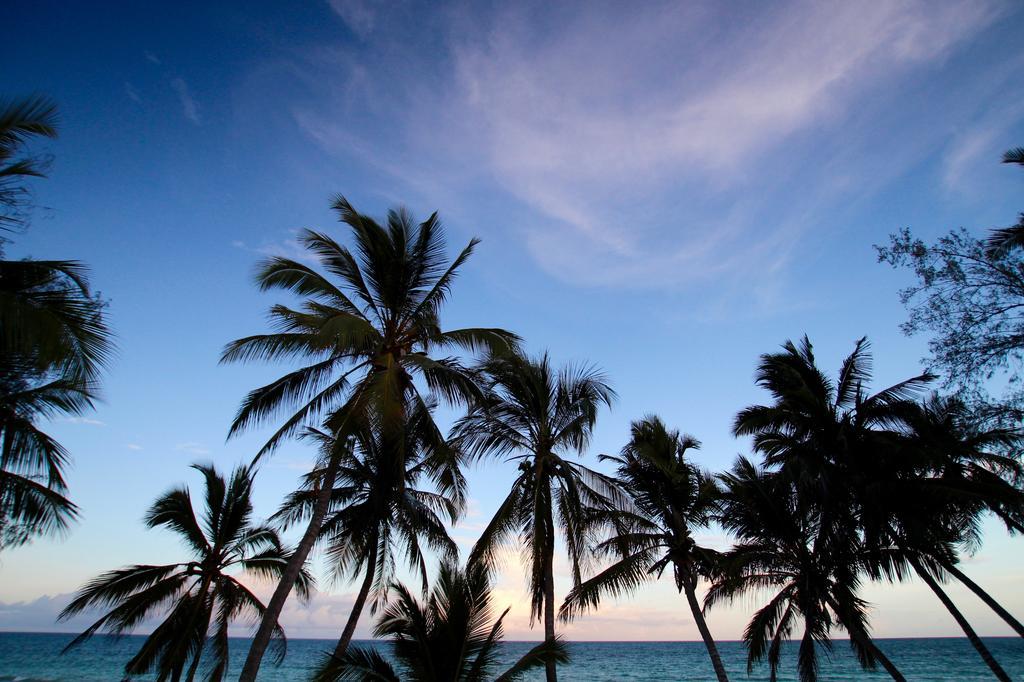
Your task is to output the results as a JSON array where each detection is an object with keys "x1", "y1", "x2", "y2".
[{"x1": 1, "y1": 632, "x2": 1023, "y2": 680}]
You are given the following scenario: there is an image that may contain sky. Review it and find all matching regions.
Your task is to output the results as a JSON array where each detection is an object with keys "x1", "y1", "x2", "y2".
[{"x1": 2, "y1": 0, "x2": 1024, "y2": 644}]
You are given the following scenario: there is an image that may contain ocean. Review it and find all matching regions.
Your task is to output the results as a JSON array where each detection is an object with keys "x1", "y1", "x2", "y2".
[{"x1": 1, "y1": 633, "x2": 1022, "y2": 680}]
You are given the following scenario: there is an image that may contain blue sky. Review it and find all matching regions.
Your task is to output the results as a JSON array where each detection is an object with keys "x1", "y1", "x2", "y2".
[{"x1": 2, "y1": 0, "x2": 1024, "y2": 642}]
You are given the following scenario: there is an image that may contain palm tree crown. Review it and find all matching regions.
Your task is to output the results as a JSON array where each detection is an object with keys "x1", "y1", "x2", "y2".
[
  {"x1": 560, "y1": 415, "x2": 729, "y2": 681},
  {"x1": 222, "y1": 197, "x2": 519, "y2": 456},
  {"x1": 59, "y1": 464, "x2": 311, "y2": 682}
]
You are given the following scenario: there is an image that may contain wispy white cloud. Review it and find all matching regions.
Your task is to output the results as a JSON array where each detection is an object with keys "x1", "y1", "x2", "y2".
[
  {"x1": 232, "y1": 231, "x2": 322, "y2": 266},
  {"x1": 942, "y1": 88, "x2": 1024, "y2": 192},
  {"x1": 124, "y1": 82, "x2": 141, "y2": 103},
  {"x1": 327, "y1": 0, "x2": 380, "y2": 38},
  {"x1": 289, "y1": 0, "x2": 1009, "y2": 303},
  {"x1": 144, "y1": 50, "x2": 161, "y2": 65},
  {"x1": 126, "y1": 443, "x2": 143, "y2": 451},
  {"x1": 170, "y1": 77, "x2": 201, "y2": 125},
  {"x1": 60, "y1": 416, "x2": 105, "y2": 426}
]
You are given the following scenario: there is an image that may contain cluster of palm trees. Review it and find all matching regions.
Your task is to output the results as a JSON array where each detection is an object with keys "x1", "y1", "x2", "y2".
[
  {"x1": 79, "y1": 198, "x2": 1014, "y2": 682},
  {"x1": 5, "y1": 93, "x2": 1024, "y2": 681}
]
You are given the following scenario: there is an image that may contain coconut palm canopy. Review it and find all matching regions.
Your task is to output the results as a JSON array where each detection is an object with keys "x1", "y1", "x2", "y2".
[{"x1": 58, "y1": 463, "x2": 311, "y2": 682}]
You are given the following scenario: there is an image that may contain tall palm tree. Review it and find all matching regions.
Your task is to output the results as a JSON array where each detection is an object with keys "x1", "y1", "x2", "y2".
[
  {"x1": 560, "y1": 416, "x2": 729, "y2": 681},
  {"x1": 224, "y1": 198, "x2": 518, "y2": 680},
  {"x1": 711, "y1": 457, "x2": 900, "y2": 682},
  {"x1": 332, "y1": 560, "x2": 568, "y2": 681},
  {"x1": 725, "y1": 336, "x2": 936, "y2": 681},
  {"x1": 450, "y1": 351, "x2": 617, "y2": 682},
  {"x1": 273, "y1": 398, "x2": 462, "y2": 680},
  {"x1": 58, "y1": 463, "x2": 312, "y2": 682},
  {"x1": 0, "y1": 94, "x2": 57, "y2": 232}
]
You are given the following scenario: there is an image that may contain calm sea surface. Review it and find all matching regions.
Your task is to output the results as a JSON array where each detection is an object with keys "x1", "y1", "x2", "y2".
[{"x1": 1, "y1": 632, "x2": 1022, "y2": 680}]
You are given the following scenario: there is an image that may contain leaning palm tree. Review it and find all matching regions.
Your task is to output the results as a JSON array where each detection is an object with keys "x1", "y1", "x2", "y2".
[
  {"x1": 331, "y1": 560, "x2": 568, "y2": 681},
  {"x1": 450, "y1": 350, "x2": 617, "y2": 682},
  {"x1": 0, "y1": 94, "x2": 57, "y2": 232},
  {"x1": 860, "y1": 394, "x2": 1024, "y2": 681},
  {"x1": 274, "y1": 398, "x2": 462, "y2": 680},
  {"x1": 224, "y1": 198, "x2": 518, "y2": 680},
  {"x1": 711, "y1": 458, "x2": 901, "y2": 682},
  {"x1": 58, "y1": 463, "x2": 312, "y2": 682},
  {"x1": 560, "y1": 416, "x2": 730, "y2": 681}
]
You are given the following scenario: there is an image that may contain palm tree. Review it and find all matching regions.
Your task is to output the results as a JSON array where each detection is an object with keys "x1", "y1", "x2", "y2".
[
  {"x1": 331, "y1": 560, "x2": 568, "y2": 681},
  {"x1": 711, "y1": 457, "x2": 900, "y2": 682},
  {"x1": 450, "y1": 351, "x2": 617, "y2": 682},
  {"x1": 860, "y1": 394, "x2": 1024, "y2": 681},
  {"x1": 0, "y1": 95, "x2": 112, "y2": 549},
  {"x1": 58, "y1": 463, "x2": 312, "y2": 681},
  {"x1": 0, "y1": 94, "x2": 57, "y2": 232},
  {"x1": 560, "y1": 416, "x2": 729, "y2": 681},
  {"x1": 273, "y1": 398, "x2": 462, "y2": 680},
  {"x1": 223, "y1": 198, "x2": 518, "y2": 680},
  {"x1": 725, "y1": 336, "x2": 935, "y2": 680}
]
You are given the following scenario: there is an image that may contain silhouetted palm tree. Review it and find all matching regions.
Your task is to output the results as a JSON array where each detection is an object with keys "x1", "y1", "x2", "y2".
[
  {"x1": 332, "y1": 560, "x2": 568, "y2": 681},
  {"x1": 560, "y1": 415, "x2": 729, "y2": 681},
  {"x1": 0, "y1": 262, "x2": 111, "y2": 547},
  {"x1": 224, "y1": 198, "x2": 518, "y2": 680},
  {"x1": 861, "y1": 394, "x2": 1024, "y2": 681},
  {"x1": 274, "y1": 398, "x2": 462, "y2": 680},
  {"x1": 451, "y1": 351, "x2": 616, "y2": 682},
  {"x1": 0, "y1": 101, "x2": 112, "y2": 547},
  {"x1": 724, "y1": 337, "x2": 931, "y2": 681},
  {"x1": 0, "y1": 94, "x2": 57, "y2": 231},
  {"x1": 59, "y1": 464, "x2": 311, "y2": 682},
  {"x1": 711, "y1": 458, "x2": 899, "y2": 682}
]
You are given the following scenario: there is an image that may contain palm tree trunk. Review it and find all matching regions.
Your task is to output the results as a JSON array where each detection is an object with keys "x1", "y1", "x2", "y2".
[
  {"x1": 913, "y1": 561, "x2": 1011, "y2": 682},
  {"x1": 183, "y1": 575, "x2": 214, "y2": 682},
  {"x1": 332, "y1": 536, "x2": 379, "y2": 661},
  {"x1": 238, "y1": 445, "x2": 345, "y2": 682},
  {"x1": 540, "y1": 479, "x2": 558, "y2": 682},
  {"x1": 543, "y1": 543, "x2": 557, "y2": 682},
  {"x1": 682, "y1": 575, "x2": 730, "y2": 682},
  {"x1": 943, "y1": 561, "x2": 1024, "y2": 639}
]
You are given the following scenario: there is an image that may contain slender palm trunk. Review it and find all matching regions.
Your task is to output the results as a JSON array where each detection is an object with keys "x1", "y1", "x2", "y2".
[
  {"x1": 183, "y1": 575, "x2": 214, "y2": 682},
  {"x1": 682, "y1": 575, "x2": 729, "y2": 682},
  {"x1": 333, "y1": 537, "x2": 379, "y2": 661},
  {"x1": 943, "y1": 561, "x2": 1024, "y2": 639},
  {"x1": 913, "y1": 562, "x2": 1011, "y2": 682},
  {"x1": 543, "y1": 544, "x2": 557, "y2": 682},
  {"x1": 239, "y1": 445, "x2": 345, "y2": 682},
  {"x1": 541, "y1": 476, "x2": 558, "y2": 682}
]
